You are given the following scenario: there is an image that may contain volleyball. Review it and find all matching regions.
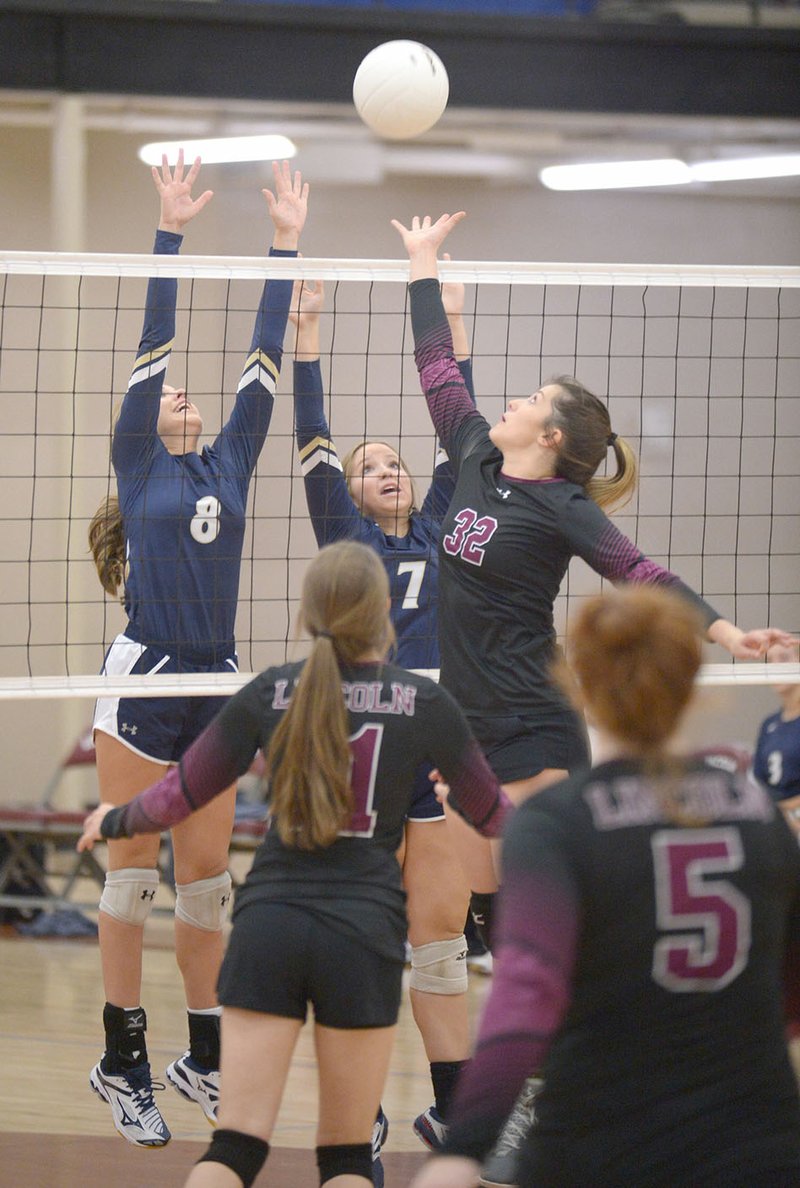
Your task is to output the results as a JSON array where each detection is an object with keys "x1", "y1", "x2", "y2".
[{"x1": 353, "y1": 41, "x2": 449, "y2": 141}]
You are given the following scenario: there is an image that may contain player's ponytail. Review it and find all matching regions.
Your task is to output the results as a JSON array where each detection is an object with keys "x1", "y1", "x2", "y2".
[
  {"x1": 88, "y1": 494, "x2": 126, "y2": 599},
  {"x1": 546, "y1": 375, "x2": 637, "y2": 513},
  {"x1": 267, "y1": 540, "x2": 394, "y2": 850}
]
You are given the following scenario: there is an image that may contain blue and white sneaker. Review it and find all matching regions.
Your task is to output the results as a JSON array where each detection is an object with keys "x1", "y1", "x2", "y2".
[
  {"x1": 165, "y1": 1051, "x2": 220, "y2": 1125},
  {"x1": 372, "y1": 1106, "x2": 389, "y2": 1188},
  {"x1": 413, "y1": 1104, "x2": 448, "y2": 1151},
  {"x1": 89, "y1": 1059, "x2": 171, "y2": 1147}
]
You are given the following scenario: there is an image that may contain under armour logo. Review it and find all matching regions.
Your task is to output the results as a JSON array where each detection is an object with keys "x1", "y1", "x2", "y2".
[
  {"x1": 140, "y1": 889, "x2": 156, "y2": 902},
  {"x1": 495, "y1": 487, "x2": 510, "y2": 499},
  {"x1": 121, "y1": 722, "x2": 138, "y2": 736}
]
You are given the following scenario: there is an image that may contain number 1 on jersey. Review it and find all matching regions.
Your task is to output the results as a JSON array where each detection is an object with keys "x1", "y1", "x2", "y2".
[{"x1": 340, "y1": 723, "x2": 384, "y2": 838}]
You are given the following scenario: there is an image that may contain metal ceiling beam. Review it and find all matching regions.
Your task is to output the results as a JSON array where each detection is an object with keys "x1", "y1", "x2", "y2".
[{"x1": 0, "y1": 0, "x2": 798, "y2": 119}]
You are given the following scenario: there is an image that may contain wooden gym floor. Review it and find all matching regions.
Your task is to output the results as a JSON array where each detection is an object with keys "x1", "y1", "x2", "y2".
[{"x1": 0, "y1": 890, "x2": 493, "y2": 1188}]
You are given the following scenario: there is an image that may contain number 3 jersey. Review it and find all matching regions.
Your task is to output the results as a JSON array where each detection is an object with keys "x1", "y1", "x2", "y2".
[
  {"x1": 100, "y1": 658, "x2": 511, "y2": 958},
  {"x1": 443, "y1": 758, "x2": 800, "y2": 1184},
  {"x1": 753, "y1": 710, "x2": 800, "y2": 803},
  {"x1": 113, "y1": 230, "x2": 295, "y2": 663}
]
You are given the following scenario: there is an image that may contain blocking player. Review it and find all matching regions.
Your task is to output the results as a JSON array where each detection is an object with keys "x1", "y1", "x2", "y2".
[{"x1": 86, "y1": 152, "x2": 308, "y2": 1146}]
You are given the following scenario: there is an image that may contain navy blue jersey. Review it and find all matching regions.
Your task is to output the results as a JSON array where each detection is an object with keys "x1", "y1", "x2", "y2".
[
  {"x1": 409, "y1": 278, "x2": 722, "y2": 722},
  {"x1": 113, "y1": 230, "x2": 295, "y2": 663},
  {"x1": 100, "y1": 659, "x2": 511, "y2": 958},
  {"x1": 294, "y1": 357, "x2": 474, "y2": 669},
  {"x1": 443, "y1": 758, "x2": 800, "y2": 1185},
  {"x1": 753, "y1": 711, "x2": 800, "y2": 803}
]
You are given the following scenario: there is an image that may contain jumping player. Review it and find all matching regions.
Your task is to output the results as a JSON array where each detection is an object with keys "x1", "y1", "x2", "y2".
[
  {"x1": 77, "y1": 540, "x2": 513, "y2": 1188},
  {"x1": 408, "y1": 585, "x2": 800, "y2": 1188},
  {"x1": 85, "y1": 152, "x2": 308, "y2": 1146},
  {"x1": 390, "y1": 208, "x2": 798, "y2": 1185},
  {"x1": 290, "y1": 272, "x2": 482, "y2": 1157}
]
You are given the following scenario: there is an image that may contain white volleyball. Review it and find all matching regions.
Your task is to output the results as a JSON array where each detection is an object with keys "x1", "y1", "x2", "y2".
[{"x1": 353, "y1": 40, "x2": 449, "y2": 141}]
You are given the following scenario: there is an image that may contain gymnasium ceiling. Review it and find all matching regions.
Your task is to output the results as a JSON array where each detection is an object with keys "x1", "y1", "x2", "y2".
[{"x1": 0, "y1": 0, "x2": 799, "y2": 200}]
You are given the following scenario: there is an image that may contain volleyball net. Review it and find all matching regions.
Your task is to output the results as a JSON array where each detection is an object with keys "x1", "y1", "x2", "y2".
[{"x1": 0, "y1": 251, "x2": 798, "y2": 699}]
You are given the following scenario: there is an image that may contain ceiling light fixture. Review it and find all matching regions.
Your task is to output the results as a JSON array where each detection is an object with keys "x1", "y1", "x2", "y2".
[
  {"x1": 539, "y1": 153, "x2": 800, "y2": 192},
  {"x1": 138, "y1": 134, "x2": 297, "y2": 166}
]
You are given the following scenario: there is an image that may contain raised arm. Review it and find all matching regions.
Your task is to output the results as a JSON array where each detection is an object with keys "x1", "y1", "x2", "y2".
[
  {"x1": 391, "y1": 212, "x2": 482, "y2": 455},
  {"x1": 112, "y1": 152, "x2": 213, "y2": 476},
  {"x1": 217, "y1": 162, "x2": 310, "y2": 479},
  {"x1": 422, "y1": 258, "x2": 477, "y2": 520},
  {"x1": 290, "y1": 278, "x2": 369, "y2": 545}
]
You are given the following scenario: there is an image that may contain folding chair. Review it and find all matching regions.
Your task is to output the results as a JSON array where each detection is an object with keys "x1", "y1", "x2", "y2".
[{"x1": 0, "y1": 726, "x2": 107, "y2": 913}]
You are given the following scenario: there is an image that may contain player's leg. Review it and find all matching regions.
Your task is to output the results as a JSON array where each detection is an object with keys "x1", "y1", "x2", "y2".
[
  {"x1": 184, "y1": 1007, "x2": 302, "y2": 1187},
  {"x1": 91, "y1": 728, "x2": 171, "y2": 1147},
  {"x1": 315, "y1": 1023, "x2": 397, "y2": 1186},
  {"x1": 403, "y1": 814, "x2": 471, "y2": 1152},
  {"x1": 166, "y1": 781, "x2": 237, "y2": 1124},
  {"x1": 309, "y1": 908, "x2": 404, "y2": 1188}
]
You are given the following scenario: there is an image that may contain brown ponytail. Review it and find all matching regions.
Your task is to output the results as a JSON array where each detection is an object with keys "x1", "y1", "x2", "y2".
[
  {"x1": 88, "y1": 494, "x2": 125, "y2": 600},
  {"x1": 267, "y1": 540, "x2": 395, "y2": 850},
  {"x1": 546, "y1": 375, "x2": 637, "y2": 513}
]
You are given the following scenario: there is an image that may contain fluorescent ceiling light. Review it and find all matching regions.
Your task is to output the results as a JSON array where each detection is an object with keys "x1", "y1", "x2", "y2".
[
  {"x1": 540, "y1": 158, "x2": 691, "y2": 191},
  {"x1": 690, "y1": 154, "x2": 800, "y2": 182},
  {"x1": 138, "y1": 134, "x2": 297, "y2": 166},
  {"x1": 540, "y1": 153, "x2": 800, "y2": 191}
]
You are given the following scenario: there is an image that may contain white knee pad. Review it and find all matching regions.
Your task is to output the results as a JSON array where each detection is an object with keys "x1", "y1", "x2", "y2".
[
  {"x1": 175, "y1": 871, "x2": 232, "y2": 933},
  {"x1": 409, "y1": 935, "x2": 468, "y2": 995},
  {"x1": 99, "y1": 867, "x2": 160, "y2": 926}
]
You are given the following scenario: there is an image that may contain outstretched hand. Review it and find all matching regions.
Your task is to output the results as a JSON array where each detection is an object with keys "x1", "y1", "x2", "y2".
[
  {"x1": 263, "y1": 160, "x2": 309, "y2": 250},
  {"x1": 289, "y1": 274, "x2": 325, "y2": 326},
  {"x1": 730, "y1": 627, "x2": 799, "y2": 661},
  {"x1": 153, "y1": 149, "x2": 214, "y2": 234},
  {"x1": 390, "y1": 212, "x2": 466, "y2": 262},
  {"x1": 76, "y1": 803, "x2": 115, "y2": 853}
]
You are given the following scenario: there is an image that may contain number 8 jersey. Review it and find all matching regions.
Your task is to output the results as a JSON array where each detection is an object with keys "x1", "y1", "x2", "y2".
[{"x1": 114, "y1": 230, "x2": 295, "y2": 662}]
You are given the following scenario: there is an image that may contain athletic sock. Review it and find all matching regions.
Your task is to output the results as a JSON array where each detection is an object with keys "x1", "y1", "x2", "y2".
[
  {"x1": 101, "y1": 1002, "x2": 148, "y2": 1073},
  {"x1": 187, "y1": 1007, "x2": 221, "y2": 1070},
  {"x1": 431, "y1": 1059, "x2": 468, "y2": 1118}
]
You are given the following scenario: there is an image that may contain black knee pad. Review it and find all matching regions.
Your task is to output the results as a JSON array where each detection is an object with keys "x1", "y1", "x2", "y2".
[
  {"x1": 316, "y1": 1142, "x2": 372, "y2": 1184},
  {"x1": 198, "y1": 1128, "x2": 270, "y2": 1188}
]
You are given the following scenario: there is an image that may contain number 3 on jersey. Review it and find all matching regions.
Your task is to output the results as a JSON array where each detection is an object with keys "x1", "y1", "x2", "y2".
[{"x1": 443, "y1": 508, "x2": 498, "y2": 566}]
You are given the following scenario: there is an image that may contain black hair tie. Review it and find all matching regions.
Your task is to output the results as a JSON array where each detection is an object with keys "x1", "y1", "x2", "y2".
[{"x1": 607, "y1": 432, "x2": 618, "y2": 446}]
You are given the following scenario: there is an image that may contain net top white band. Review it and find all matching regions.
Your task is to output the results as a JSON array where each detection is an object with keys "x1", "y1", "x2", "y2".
[
  {"x1": 1, "y1": 252, "x2": 799, "y2": 288},
  {"x1": 0, "y1": 665, "x2": 796, "y2": 700}
]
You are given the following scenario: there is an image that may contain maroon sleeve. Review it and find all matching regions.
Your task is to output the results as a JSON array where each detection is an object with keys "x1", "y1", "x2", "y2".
[
  {"x1": 410, "y1": 278, "x2": 483, "y2": 455},
  {"x1": 100, "y1": 681, "x2": 265, "y2": 838},
  {"x1": 443, "y1": 800, "x2": 580, "y2": 1160}
]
